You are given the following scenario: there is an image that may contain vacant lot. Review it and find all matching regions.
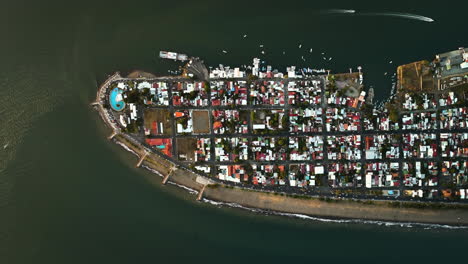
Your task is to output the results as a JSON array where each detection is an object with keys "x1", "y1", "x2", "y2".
[
  {"x1": 176, "y1": 138, "x2": 197, "y2": 161},
  {"x1": 143, "y1": 109, "x2": 172, "y2": 136},
  {"x1": 397, "y1": 61, "x2": 435, "y2": 93},
  {"x1": 192, "y1": 110, "x2": 210, "y2": 133}
]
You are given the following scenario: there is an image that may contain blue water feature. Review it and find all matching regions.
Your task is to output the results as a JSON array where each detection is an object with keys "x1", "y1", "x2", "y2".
[{"x1": 109, "y1": 88, "x2": 125, "y2": 111}]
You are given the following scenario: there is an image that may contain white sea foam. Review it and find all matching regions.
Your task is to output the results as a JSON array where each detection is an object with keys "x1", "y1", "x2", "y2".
[
  {"x1": 140, "y1": 165, "x2": 198, "y2": 194},
  {"x1": 114, "y1": 141, "x2": 139, "y2": 156},
  {"x1": 141, "y1": 165, "x2": 165, "y2": 178},
  {"x1": 166, "y1": 181, "x2": 199, "y2": 195},
  {"x1": 201, "y1": 198, "x2": 468, "y2": 230},
  {"x1": 130, "y1": 134, "x2": 464, "y2": 230}
]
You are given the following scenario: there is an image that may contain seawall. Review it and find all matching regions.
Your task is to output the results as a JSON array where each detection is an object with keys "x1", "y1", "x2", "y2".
[{"x1": 94, "y1": 72, "x2": 468, "y2": 227}]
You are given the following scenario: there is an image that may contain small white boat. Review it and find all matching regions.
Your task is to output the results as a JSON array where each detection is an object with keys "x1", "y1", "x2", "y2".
[
  {"x1": 3, "y1": 143, "x2": 8, "y2": 149},
  {"x1": 328, "y1": 57, "x2": 332, "y2": 61},
  {"x1": 298, "y1": 44, "x2": 302, "y2": 48},
  {"x1": 282, "y1": 51, "x2": 286, "y2": 55},
  {"x1": 222, "y1": 50, "x2": 228, "y2": 54},
  {"x1": 309, "y1": 48, "x2": 313, "y2": 53},
  {"x1": 259, "y1": 44, "x2": 264, "y2": 47},
  {"x1": 389, "y1": 61, "x2": 393, "y2": 64},
  {"x1": 261, "y1": 51, "x2": 265, "y2": 54},
  {"x1": 243, "y1": 34, "x2": 247, "y2": 38},
  {"x1": 323, "y1": 57, "x2": 327, "y2": 60},
  {"x1": 384, "y1": 72, "x2": 388, "y2": 75}
]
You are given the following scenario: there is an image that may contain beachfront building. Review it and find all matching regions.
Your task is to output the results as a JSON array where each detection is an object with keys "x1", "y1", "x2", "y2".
[
  {"x1": 289, "y1": 164, "x2": 324, "y2": 187},
  {"x1": 216, "y1": 165, "x2": 249, "y2": 183},
  {"x1": 403, "y1": 161, "x2": 439, "y2": 187},
  {"x1": 251, "y1": 164, "x2": 286, "y2": 186},
  {"x1": 328, "y1": 162, "x2": 363, "y2": 188},
  {"x1": 365, "y1": 162, "x2": 400, "y2": 188}
]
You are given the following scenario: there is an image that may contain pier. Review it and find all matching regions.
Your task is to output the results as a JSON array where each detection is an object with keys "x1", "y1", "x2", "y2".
[
  {"x1": 108, "y1": 132, "x2": 117, "y2": 140},
  {"x1": 162, "y1": 167, "x2": 174, "y2": 185},
  {"x1": 135, "y1": 152, "x2": 148, "y2": 168},
  {"x1": 197, "y1": 185, "x2": 206, "y2": 201}
]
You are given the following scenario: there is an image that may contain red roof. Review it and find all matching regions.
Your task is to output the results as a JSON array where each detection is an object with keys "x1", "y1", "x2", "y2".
[
  {"x1": 152, "y1": 121, "x2": 158, "y2": 135},
  {"x1": 212, "y1": 99, "x2": 221, "y2": 106},
  {"x1": 146, "y1": 138, "x2": 172, "y2": 157}
]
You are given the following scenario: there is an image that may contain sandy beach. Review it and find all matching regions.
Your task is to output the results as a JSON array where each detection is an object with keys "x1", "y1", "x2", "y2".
[
  {"x1": 98, "y1": 73, "x2": 468, "y2": 227},
  {"x1": 203, "y1": 186, "x2": 468, "y2": 225},
  {"x1": 104, "y1": 114, "x2": 468, "y2": 227}
]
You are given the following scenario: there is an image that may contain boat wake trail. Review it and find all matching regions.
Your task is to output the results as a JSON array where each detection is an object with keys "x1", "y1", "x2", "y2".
[
  {"x1": 319, "y1": 9, "x2": 434, "y2": 23},
  {"x1": 359, "y1": 12, "x2": 434, "y2": 22},
  {"x1": 321, "y1": 9, "x2": 356, "y2": 14}
]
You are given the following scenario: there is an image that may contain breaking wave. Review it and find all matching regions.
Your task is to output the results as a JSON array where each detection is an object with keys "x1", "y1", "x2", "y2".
[
  {"x1": 117, "y1": 119, "x2": 461, "y2": 230},
  {"x1": 166, "y1": 181, "x2": 199, "y2": 195},
  {"x1": 140, "y1": 164, "x2": 198, "y2": 194},
  {"x1": 114, "y1": 140, "x2": 139, "y2": 156},
  {"x1": 141, "y1": 165, "x2": 164, "y2": 178},
  {"x1": 202, "y1": 198, "x2": 467, "y2": 230}
]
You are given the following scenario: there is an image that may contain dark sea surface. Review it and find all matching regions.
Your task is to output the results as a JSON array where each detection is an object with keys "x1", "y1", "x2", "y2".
[{"x1": 1, "y1": 0, "x2": 468, "y2": 262}]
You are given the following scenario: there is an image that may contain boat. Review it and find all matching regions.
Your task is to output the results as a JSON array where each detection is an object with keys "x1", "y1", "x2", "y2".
[{"x1": 159, "y1": 51, "x2": 189, "y2": 61}]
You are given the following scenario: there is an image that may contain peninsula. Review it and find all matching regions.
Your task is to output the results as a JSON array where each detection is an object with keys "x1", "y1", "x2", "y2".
[{"x1": 92, "y1": 48, "x2": 468, "y2": 226}]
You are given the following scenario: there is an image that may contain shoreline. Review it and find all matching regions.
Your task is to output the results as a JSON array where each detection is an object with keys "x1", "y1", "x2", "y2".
[
  {"x1": 94, "y1": 72, "x2": 468, "y2": 227},
  {"x1": 112, "y1": 132, "x2": 468, "y2": 227}
]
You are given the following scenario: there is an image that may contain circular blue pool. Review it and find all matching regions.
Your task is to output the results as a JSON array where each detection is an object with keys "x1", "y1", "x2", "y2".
[{"x1": 109, "y1": 88, "x2": 125, "y2": 111}]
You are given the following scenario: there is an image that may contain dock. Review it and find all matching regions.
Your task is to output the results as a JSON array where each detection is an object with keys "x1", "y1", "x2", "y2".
[
  {"x1": 197, "y1": 185, "x2": 207, "y2": 201},
  {"x1": 135, "y1": 152, "x2": 148, "y2": 168}
]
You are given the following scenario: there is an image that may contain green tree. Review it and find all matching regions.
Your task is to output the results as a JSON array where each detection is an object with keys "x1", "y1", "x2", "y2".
[
  {"x1": 281, "y1": 115, "x2": 288, "y2": 128},
  {"x1": 277, "y1": 138, "x2": 285, "y2": 146},
  {"x1": 204, "y1": 81, "x2": 211, "y2": 94},
  {"x1": 389, "y1": 108, "x2": 399, "y2": 123}
]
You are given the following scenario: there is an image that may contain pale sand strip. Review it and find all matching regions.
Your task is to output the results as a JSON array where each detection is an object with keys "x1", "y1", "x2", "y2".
[
  {"x1": 98, "y1": 74, "x2": 468, "y2": 227},
  {"x1": 203, "y1": 186, "x2": 468, "y2": 225}
]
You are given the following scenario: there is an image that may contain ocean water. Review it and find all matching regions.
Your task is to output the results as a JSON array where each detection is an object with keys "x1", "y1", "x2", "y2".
[{"x1": 1, "y1": 0, "x2": 468, "y2": 262}]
